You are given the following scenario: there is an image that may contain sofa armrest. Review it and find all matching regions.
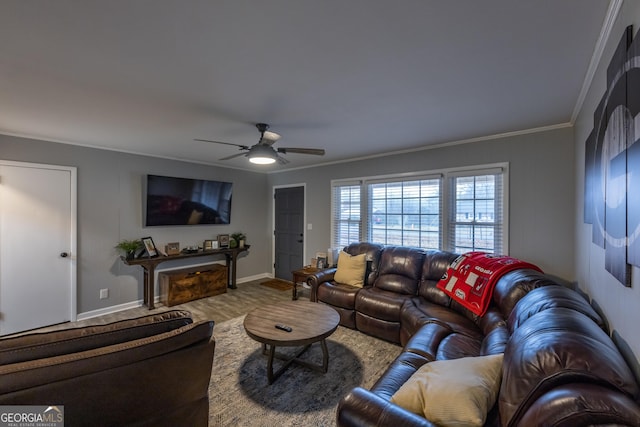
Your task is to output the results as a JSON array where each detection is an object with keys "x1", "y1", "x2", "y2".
[
  {"x1": 517, "y1": 383, "x2": 640, "y2": 426},
  {"x1": 337, "y1": 387, "x2": 437, "y2": 427},
  {"x1": 307, "y1": 267, "x2": 337, "y2": 302}
]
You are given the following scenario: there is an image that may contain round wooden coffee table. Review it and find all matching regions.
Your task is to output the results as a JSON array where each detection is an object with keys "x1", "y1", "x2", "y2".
[{"x1": 243, "y1": 301, "x2": 340, "y2": 384}]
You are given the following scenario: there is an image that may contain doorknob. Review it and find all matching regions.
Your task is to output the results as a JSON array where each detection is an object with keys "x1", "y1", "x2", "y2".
[{"x1": 60, "y1": 252, "x2": 69, "y2": 258}]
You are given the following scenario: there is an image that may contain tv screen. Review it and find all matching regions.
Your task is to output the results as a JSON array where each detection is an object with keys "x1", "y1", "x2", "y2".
[{"x1": 145, "y1": 174, "x2": 232, "y2": 226}]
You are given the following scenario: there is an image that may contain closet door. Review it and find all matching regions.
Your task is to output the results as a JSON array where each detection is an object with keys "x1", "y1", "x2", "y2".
[{"x1": 0, "y1": 161, "x2": 76, "y2": 335}]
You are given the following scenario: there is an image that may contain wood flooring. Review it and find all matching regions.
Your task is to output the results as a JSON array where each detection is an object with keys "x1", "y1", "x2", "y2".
[{"x1": 24, "y1": 278, "x2": 311, "y2": 334}]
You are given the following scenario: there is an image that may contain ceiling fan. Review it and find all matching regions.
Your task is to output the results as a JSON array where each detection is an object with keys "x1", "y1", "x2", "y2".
[{"x1": 195, "y1": 123, "x2": 325, "y2": 165}]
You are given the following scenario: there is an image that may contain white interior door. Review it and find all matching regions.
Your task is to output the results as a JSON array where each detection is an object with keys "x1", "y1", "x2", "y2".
[{"x1": 0, "y1": 161, "x2": 76, "y2": 335}]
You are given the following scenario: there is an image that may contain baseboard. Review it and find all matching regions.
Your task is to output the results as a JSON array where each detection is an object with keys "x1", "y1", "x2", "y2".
[
  {"x1": 237, "y1": 272, "x2": 272, "y2": 283},
  {"x1": 77, "y1": 299, "x2": 144, "y2": 321},
  {"x1": 77, "y1": 273, "x2": 274, "y2": 320}
]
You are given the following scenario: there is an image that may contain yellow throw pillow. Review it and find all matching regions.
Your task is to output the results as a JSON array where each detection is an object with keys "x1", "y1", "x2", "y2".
[
  {"x1": 390, "y1": 353, "x2": 504, "y2": 427},
  {"x1": 334, "y1": 251, "x2": 367, "y2": 287}
]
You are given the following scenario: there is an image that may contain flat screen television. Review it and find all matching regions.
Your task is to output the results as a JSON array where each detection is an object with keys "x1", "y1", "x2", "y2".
[{"x1": 145, "y1": 174, "x2": 232, "y2": 226}]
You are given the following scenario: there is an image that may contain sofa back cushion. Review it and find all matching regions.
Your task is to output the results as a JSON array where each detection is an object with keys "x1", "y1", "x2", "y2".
[
  {"x1": 492, "y1": 269, "x2": 557, "y2": 319},
  {"x1": 373, "y1": 247, "x2": 424, "y2": 295},
  {"x1": 499, "y1": 308, "x2": 639, "y2": 426},
  {"x1": 343, "y1": 242, "x2": 384, "y2": 287},
  {"x1": 0, "y1": 310, "x2": 194, "y2": 365},
  {"x1": 507, "y1": 285, "x2": 605, "y2": 333},
  {"x1": 417, "y1": 250, "x2": 458, "y2": 305}
]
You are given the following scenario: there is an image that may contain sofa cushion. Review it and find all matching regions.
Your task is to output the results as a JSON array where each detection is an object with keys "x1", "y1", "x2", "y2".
[
  {"x1": 373, "y1": 247, "x2": 424, "y2": 294},
  {"x1": 356, "y1": 287, "x2": 411, "y2": 322},
  {"x1": 0, "y1": 310, "x2": 194, "y2": 365},
  {"x1": 417, "y1": 250, "x2": 458, "y2": 305},
  {"x1": 390, "y1": 353, "x2": 504, "y2": 427},
  {"x1": 492, "y1": 269, "x2": 557, "y2": 319},
  {"x1": 403, "y1": 297, "x2": 483, "y2": 339},
  {"x1": 317, "y1": 282, "x2": 359, "y2": 310},
  {"x1": 343, "y1": 242, "x2": 384, "y2": 287},
  {"x1": 499, "y1": 308, "x2": 640, "y2": 426},
  {"x1": 507, "y1": 284, "x2": 604, "y2": 332},
  {"x1": 334, "y1": 251, "x2": 367, "y2": 287}
]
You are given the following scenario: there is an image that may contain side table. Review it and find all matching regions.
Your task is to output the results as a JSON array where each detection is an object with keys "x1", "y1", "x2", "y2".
[{"x1": 291, "y1": 267, "x2": 319, "y2": 300}]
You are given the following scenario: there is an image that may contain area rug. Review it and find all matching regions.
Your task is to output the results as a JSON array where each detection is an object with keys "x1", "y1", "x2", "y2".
[
  {"x1": 208, "y1": 315, "x2": 400, "y2": 426},
  {"x1": 259, "y1": 278, "x2": 293, "y2": 291}
]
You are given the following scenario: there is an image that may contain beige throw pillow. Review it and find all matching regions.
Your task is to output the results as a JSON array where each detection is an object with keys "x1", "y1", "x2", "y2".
[
  {"x1": 334, "y1": 251, "x2": 367, "y2": 287},
  {"x1": 390, "y1": 353, "x2": 504, "y2": 427}
]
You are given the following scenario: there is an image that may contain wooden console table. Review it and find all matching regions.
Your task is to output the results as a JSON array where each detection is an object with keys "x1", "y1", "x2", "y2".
[{"x1": 121, "y1": 246, "x2": 249, "y2": 309}]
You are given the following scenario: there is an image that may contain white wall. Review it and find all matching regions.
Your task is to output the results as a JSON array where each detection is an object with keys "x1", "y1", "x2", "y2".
[
  {"x1": 269, "y1": 126, "x2": 576, "y2": 280},
  {"x1": 574, "y1": 1, "x2": 640, "y2": 363},
  {"x1": 0, "y1": 134, "x2": 271, "y2": 315}
]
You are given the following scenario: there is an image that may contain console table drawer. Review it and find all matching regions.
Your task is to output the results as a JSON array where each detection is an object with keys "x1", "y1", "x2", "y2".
[{"x1": 159, "y1": 264, "x2": 227, "y2": 306}]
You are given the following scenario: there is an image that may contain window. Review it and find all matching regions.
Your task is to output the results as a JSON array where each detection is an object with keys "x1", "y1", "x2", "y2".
[
  {"x1": 447, "y1": 170, "x2": 504, "y2": 254},
  {"x1": 331, "y1": 164, "x2": 507, "y2": 254},
  {"x1": 331, "y1": 182, "x2": 361, "y2": 247},
  {"x1": 368, "y1": 178, "x2": 441, "y2": 249}
]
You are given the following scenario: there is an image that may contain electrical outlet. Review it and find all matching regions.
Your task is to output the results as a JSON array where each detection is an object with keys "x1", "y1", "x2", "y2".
[{"x1": 100, "y1": 288, "x2": 109, "y2": 299}]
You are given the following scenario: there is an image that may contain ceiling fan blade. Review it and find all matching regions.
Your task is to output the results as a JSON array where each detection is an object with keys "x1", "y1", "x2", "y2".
[
  {"x1": 194, "y1": 138, "x2": 250, "y2": 150},
  {"x1": 277, "y1": 147, "x2": 325, "y2": 156},
  {"x1": 276, "y1": 155, "x2": 289, "y2": 165},
  {"x1": 219, "y1": 152, "x2": 248, "y2": 161}
]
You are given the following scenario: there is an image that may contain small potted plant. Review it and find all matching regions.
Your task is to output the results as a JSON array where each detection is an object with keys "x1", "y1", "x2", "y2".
[
  {"x1": 115, "y1": 239, "x2": 143, "y2": 260},
  {"x1": 230, "y1": 232, "x2": 246, "y2": 248}
]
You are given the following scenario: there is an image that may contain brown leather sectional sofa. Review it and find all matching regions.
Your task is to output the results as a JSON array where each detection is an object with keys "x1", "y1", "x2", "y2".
[
  {"x1": 308, "y1": 242, "x2": 640, "y2": 426},
  {"x1": 0, "y1": 310, "x2": 215, "y2": 427}
]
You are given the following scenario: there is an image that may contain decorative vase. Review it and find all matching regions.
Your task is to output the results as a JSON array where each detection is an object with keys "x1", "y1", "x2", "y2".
[{"x1": 239, "y1": 239, "x2": 245, "y2": 248}]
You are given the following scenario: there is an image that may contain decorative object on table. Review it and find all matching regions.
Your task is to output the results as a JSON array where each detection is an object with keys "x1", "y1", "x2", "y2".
[
  {"x1": 115, "y1": 239, "x2": 144, "y2": 260},
  {"x1": 231, "y1": 232, "x2": 246, "y2": 248},
  {"x1": 211, "y1": 240, "x2": 219, "y2": 249},
  {"x1": 165, "y1": 242, "x2": 180, "y2": 255},
  {"x1": 141, "y1": 237, "x2": 158, "y2": 258},
  {"x1": 327, "y1": 247, "x2": 340, "y2": 267},
  {"x1": 218, "y1": 234, "x2": 230, "y2": 248},
  {"x1": 203, "y1": 239, "x2": 214, "y2": 251},
  {"x1": 315, "y1": 251, "x2": 328, "y2": 269},
  {"x1": 181, "y1": 245, "x2": 199, "y2": 254}
]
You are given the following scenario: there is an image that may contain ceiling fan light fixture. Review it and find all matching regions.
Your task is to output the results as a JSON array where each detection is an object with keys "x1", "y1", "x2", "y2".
[
  {"x1": 249, "y1": 155, "x2": 276, "y2": 165},
  {"x1": 248, "y1": 144, "x2": 277, "y2": 164}
]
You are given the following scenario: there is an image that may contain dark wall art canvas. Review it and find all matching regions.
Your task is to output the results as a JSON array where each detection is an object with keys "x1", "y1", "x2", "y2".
[{"x1": 584, "y1": 26, "x2": 640, "y2": 287}]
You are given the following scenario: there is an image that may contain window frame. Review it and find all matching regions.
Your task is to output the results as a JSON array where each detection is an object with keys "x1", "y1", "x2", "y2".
[{"x1": 330, "y1": 163, "x2": 509, "y2": 254}]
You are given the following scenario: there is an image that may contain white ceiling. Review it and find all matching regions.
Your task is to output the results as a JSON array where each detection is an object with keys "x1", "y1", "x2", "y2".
[{"x1": 0, "y1": 1, "x2": 613, "y2": 171}]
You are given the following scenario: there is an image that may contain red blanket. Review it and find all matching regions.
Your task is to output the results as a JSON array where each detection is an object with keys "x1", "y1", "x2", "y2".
[{"x1": 436, "y1": 252, "x2": 542, "y2": 316}]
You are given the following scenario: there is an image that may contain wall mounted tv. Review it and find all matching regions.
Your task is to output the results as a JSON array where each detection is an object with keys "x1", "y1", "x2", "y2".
[{"x1": 145, "y1": 174, "x2": 232, "y2": 226}]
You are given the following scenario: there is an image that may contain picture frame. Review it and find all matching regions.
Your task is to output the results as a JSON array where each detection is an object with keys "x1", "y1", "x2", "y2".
[
  {"x1": 165, "y1": 242, "x2": 180, "y2": 255},
  {"x1": 203, "y1": 239, "x2": 214, "y2": 251},
  {"x1": 316, "y1": 256, "x2": 328, "y2": 269},
  {"x1": 218, "y1": 234, "x2": 230, "y2": 248},
  {"x1": 141, "y1": 236, "x2": 158, "y2": 258},
  {"x1": 315, "y1": 252, "x2": 328, "y2": 269}
]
